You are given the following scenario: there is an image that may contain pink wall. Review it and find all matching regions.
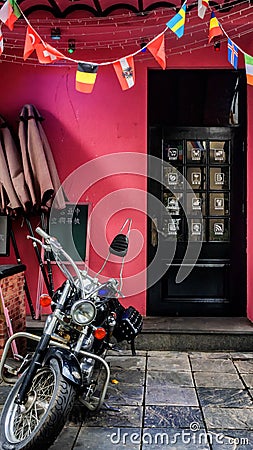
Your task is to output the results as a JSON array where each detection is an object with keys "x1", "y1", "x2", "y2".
[
  {"x1": 0, "y1": 61, "x2": 147, "y2": 315},
  {"x1": 0, "y1": 32, "x2": 252, "y2": 318}
]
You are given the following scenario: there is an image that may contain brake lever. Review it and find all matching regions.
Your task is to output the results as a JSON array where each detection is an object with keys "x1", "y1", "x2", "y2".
[
  {"x1": 107, "y1": 279, "x2": 125, "y2": 298},
  {"x1": 27, "y1": 235, "x2": 51, "y2": 252},
  {"x1": 116, "y1": 290, "x2": 125, "y2": 298}
]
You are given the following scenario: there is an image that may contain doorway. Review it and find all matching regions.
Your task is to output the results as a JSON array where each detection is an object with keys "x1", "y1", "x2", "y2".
[{"x1": 147, "y1": 70, "x2": 246, "y2": 316}]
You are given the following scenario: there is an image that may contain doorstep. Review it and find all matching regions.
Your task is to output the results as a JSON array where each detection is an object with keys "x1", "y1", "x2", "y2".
[
  {"x1": 26, "y1": 316, "x2": 253, "y2": 352},
  {"x1": 142, "y1": 317, "x2": 253, "y2": 333},
  {"x1": 137, "y1": 317, "x2": 253, "y2": 352}
]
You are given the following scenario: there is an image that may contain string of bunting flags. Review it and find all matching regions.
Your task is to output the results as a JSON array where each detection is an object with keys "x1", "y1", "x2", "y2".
[{"x1": 0, "y1": 0, "x2": 252, "y2": 93}]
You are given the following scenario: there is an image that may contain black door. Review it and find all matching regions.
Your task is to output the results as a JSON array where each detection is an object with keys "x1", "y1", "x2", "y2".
[{"x1": 148, "y1": 126, "x2": 246, "y2": 316}]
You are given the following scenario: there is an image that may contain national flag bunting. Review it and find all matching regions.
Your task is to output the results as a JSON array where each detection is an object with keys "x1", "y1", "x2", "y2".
[
  {"x1": 147, "y1": 34, "x2": 166, "y2": 70},
  {"x1": 35, "y1": 42, "x2": 65, "y2": 64},
  {"x1": 166, "y1": 2, "x2": 187, "y2": 38},
  {"x1": 227, "y1": 38, "x2": 238, "y2": 69},
  {"x1": 208, "y1": 11, "x2": 223, "y2": 43},
  {"x1": 244, "y1": 53, "x2": 253, "y2": 86},
  {"x1": 23, "y1": 25, "x2": 41, "y2": 61},
  {"x1": 198, "y1": 0, "x2": 209, "y2": 19},
  {"x1": 0, "y1": 0, "x2": 21, "y2": 31},
  {"x1": 0, "y1": 28, "x2": 3, "y2": 56},
  {"x1": 113, "y1": 56, "x2": 135, "y2": 90},
  {"x1": 75, "y1": 62, "x2": 98, "y2": 93}
]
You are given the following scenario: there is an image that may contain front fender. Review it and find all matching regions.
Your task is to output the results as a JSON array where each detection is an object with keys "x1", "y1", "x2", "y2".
[{"x1": 44, "y1": 347, "x2": 82, "y2": 387}]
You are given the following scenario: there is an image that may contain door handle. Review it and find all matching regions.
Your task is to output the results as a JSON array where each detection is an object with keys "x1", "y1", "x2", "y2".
[{"x1": 151, "y1": 217, "x2": 158, "y2": 247}]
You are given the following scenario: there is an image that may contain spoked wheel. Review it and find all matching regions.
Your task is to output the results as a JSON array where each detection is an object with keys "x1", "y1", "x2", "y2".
[{"x1": 0, "y1": 359, "x2": 76, "y2": 450}]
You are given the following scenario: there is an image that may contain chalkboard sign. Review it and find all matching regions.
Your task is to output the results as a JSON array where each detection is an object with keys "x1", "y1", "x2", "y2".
[
  {"x1": 48, "y1": 203, "x2": 90, "y2": 263},
  {"x1": 0, "y1": 215, "x2": 10, "y2": 256}
]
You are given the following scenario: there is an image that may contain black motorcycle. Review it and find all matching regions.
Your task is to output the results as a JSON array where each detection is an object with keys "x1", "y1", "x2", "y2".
[{"x1": 0, "y1": 221, "x2": 142, "y2": 450}]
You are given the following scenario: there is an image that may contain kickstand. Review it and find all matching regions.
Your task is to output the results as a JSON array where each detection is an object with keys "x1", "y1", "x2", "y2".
[
  {"x1": 102, "y1": 402, "x2": 121, "y2": 412},
  {"x1": 130, "y1": 339, "x2": 136, "y2": 356}
]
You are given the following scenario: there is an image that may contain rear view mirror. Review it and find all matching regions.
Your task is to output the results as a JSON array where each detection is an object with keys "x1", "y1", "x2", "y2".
[{"x1": 109, "y1": 234, "x2": 129, "y2": 257}]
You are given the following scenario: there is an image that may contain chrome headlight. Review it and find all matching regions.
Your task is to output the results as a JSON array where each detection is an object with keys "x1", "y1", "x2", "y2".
[{"x1": 71, "y1": 300, "x2": 96, "y2": 326}]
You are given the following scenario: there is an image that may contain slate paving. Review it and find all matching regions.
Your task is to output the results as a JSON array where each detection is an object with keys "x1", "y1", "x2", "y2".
[{"x1": 1, "y1": 351, "x2": 253, "y2": 449}]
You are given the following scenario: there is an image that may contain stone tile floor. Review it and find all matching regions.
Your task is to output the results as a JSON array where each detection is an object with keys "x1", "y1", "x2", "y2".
[{"x1": 1, "y1": 351, "x2": 253, "y2": 449}]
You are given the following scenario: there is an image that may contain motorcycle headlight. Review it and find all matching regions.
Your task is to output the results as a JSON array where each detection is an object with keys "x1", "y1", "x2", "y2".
[{"x1": 71, "y1": 300, "x2": 96, "y2": 326}]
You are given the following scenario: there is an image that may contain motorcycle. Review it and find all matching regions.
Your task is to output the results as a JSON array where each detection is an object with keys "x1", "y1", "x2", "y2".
[{"x1": 0, "y1": 220, "x2": 143, "y2": 450}]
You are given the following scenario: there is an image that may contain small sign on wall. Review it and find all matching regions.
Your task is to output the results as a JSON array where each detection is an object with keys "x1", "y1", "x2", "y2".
[
  {"x1": 49, "y1": 203, "x2": 90, "y2": 263},
  {"x1": 0, "y1": 216, "x2": 10, "y2": 256}
]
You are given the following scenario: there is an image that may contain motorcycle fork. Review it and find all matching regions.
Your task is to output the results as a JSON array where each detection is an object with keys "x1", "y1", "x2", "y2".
[{"x1": 15, "y1": 281, "x2": 71, "y2": 405}]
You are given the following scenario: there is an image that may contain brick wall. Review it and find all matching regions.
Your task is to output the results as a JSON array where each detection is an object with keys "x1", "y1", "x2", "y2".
[{"x1": 0, "y1": 271, "x2": 26, "y2": 356}]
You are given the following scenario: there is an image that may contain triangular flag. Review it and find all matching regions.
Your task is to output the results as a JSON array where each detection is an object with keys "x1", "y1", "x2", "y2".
[
  {"x1": 198, "y1": 0, "x2": 209, "y2": 19},
  {"x1": 76, "y1": 63, "x2": 98, "y2": 93},
  {"x1": 208, "y1": 11, "x2": 223, "y2": 43},
  {"x1": 147, "y1": 34, "x2": 166, "y2": 70},
  {"x1": 113, "y1": 56, "x2": 135, "y2": 90},
  {"x1": 35, "y1": 42, "x2": 65, "y2": 64},
  {"x1": 6, "y1": 0, "x2": 20, "y2": 30},
  {"x1": 23, "y1": 25, "x2": 41, "y2": 61},
  {"x1": 244, "y1": 53, "x2": 253, "y2": 86},
  {"x1": 0, "y1": 28, "x2": 3, "y2": 56},
  {"x1": 166, "y1": 2, "x2": 187, "y2": 38},
  {"x1": 0, "y1": 1, "x2": 11, "y2": 26},
  {"x1": 0, "y1": 1, "x2": 11, "y2": 28},
  {"x1": 0, "y1": 0, "x2": 21, "y2": 31},
  {"x1": 227, "y1": 38, "x2": 238, "y2": 70}
]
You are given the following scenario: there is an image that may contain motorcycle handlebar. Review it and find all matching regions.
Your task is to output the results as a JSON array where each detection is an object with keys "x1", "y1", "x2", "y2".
[
  {"x1": 35, "y1": 227, "x2": 86, "y2": 296},
  {"x1": 36, "y1": 227, "x2": 51, "y2": 241},
  {"x1": 34, "y1": 228, "x2": 122, "y2": 299}
]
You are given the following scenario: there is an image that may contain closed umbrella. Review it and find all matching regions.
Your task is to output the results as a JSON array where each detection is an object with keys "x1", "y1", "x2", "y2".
[
  {"x1": 0, "y1": 115, "x2": 30, "y2": 213},
  {"x1": 18, "y1": 104, "x2": 66, "y2": 308},
  {"x1": 18, "y1": 104, "x2": 65, "y2": 211},
  {"x1": 1, "y1": 116, "x2": 31, "y2": 211},
  {"x1": 0, "y1": 115, "x2": 35, "y2": 317}
]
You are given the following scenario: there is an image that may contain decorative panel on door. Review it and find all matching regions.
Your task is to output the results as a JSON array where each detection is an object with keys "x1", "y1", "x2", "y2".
[{"x1": 162, "y1": 139, "x2": 230, "y2": 244}]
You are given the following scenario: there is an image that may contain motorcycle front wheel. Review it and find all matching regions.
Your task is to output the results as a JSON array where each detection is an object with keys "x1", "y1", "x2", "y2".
[{"x1": 0, "y1": 358, "x2": 76, "y2": 450}]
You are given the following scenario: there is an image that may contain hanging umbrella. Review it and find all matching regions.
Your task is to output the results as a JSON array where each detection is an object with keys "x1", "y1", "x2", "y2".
[
  {"x1": 18, "y1": 104, "x2": 66, "y2": 211},
  {"x1": 0, "y1": 115, "x2": 30, "y2": 214},
  {"x1": 18, "y1": 104, "x2": 67, "y2": 310},
  {"x1": 0, "y1": 115, "x2": 35, "y2": 317}
]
